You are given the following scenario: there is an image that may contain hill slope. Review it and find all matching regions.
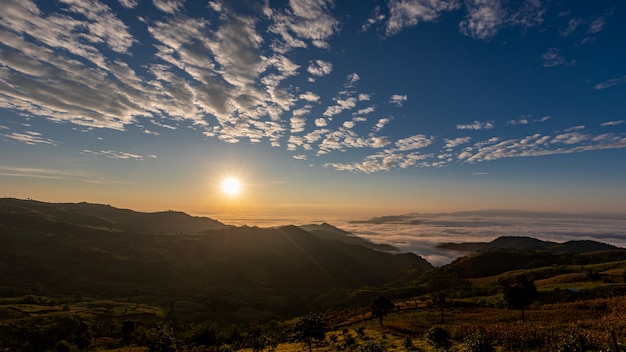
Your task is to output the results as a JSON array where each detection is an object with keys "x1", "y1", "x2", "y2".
[
  {"x1": 0, "y1": 198, "x2": 432, "y2": 322},
  {"x1": 0, "y1": 197, "x2": 227, "y2": 235},
  {"x1": 437, "y1": 235, "x2": 622, "y2": 253}
]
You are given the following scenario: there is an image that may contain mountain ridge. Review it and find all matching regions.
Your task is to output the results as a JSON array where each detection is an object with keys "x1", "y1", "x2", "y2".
[
  {"x1": 437, "y1": 235, "x2": 623, "y2": 253},
  {"x1": 0, "y1": 198, "x2": 432, "y2": 322}
]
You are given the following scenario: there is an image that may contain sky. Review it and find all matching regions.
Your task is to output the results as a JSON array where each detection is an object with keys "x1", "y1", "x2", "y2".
[{"x1": 1, "y1": 0, "x2": 626, "y2": 221}]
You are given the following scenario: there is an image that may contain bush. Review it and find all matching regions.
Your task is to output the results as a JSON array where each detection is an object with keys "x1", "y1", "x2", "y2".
[
  {"x1": 426, "y1": 326, "x2": 452, "y2": 352},
  {"x1": 146, "y1": 326, "x2": 179, "y2": 352},
  {"x1": 358, "y1": 341, "x2": 387, "y2": 352},
  {"x1": 552, "y1": 332, "x2": 583, "y2": 352},
  {"x1": 403, "y1": 336, "x2": 413, "y2": 349},
  {"x1": 461, "y1": 332, "x2": 495, "y2": 352}
]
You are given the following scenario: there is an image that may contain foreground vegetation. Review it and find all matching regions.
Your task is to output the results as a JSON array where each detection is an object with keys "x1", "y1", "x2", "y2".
[{"x1": 1, "y1": 259, "x2": 625, "y2": 351}]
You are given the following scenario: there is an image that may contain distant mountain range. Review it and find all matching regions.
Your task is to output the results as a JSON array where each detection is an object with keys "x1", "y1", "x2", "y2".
[
  {"x1": 437, "y1": 236, "x2": 623, "y2": 253},
  {"x1": 350, "y1": 209, "x2": 626, "y2": 225},
  {"x1": 0, "y1": 198, "x2": 431, "y2": 322}
]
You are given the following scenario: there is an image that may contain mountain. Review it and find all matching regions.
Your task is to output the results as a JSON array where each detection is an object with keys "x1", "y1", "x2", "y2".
[
  {"x1": 437, "y1": 235, "x2": 623, "y2": 253},
  {"x1": 299, "y1": 223, "x2": 400, "y2": 252},
  {"x1": 0, "y1": 197, "x2": 228, "y2": 235},
  {"x1": 437, "y1": 236, "x2": 626, "y2": 279},
  {"x1": 0, "y1": 198, "x2": 432, "y2": 322}
]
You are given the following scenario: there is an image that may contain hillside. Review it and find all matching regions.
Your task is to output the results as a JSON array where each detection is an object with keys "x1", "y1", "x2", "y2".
[
  {"x1": 0, "y1": 197, "x2": 228, "y2": 235},
  {"x1": 0, "y1": 198, "x2": 432, "y2": 322},
  {"x1": 437, "y1": 235, "x2": 623, "y2": 253}
]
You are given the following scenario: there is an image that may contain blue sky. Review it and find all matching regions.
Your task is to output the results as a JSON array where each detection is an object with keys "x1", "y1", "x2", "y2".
[{"x1": 1, "y1": 0, "x2": 625, "y2": 219}]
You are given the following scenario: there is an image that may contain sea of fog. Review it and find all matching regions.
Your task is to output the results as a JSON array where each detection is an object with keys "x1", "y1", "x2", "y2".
[{"x1": 215, "y1": 212, "x2": 626, "y2": 266}]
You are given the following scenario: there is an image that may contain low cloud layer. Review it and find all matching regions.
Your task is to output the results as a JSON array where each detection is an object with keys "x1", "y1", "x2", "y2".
[{"x1": 334, "y1": 212, "x2": 626, "y2": 266}]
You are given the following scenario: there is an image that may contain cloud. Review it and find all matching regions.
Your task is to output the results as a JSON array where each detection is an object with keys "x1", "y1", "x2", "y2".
[
  {"x1": 336, "y1": 214, "x2": 626, "y2": 266},
  {"x1": 2, "y1": 131, "x2": 57, "y2": 146},
  {"x1": 601, "y1": 120, "x2": 624, "y2": 127},
  {"x1": 356, "y1": 107, "x2": 376, "y2": 116},
  {"x1": 395, "y1": 134, "x2": 433, "y2": 151},
  {"x1": 0, "y1": 166, "x2": 88, "y2": 180},
  {"x1": 290, "y1": 116, "x2": 307, "y2": 133},
  {"x1": 153, "y1": 0, "x2": 184, "y2": 14},
  {"x1": 508, "y1": 117, "x2": 529, "y2": 125},
  {"x1": 457, "y1": 131, "x2": 626, "y2": 163},
  {"x1": 535, "y1": 116, "x2": 550, "y2": 122},
  {"x1": 587, "y1": 16, "x2": 605, "y2": 35},
  {"x1": 343, "y1": 121, "x2": 355, "y2": 129},
  {"x1": 372, "y1": 117, "x2": 391, "y2": 132},
  {"x1": 459, "y1": 0, "x2": 506, "y2": 40},
  {"x1": 307, "y1": 60, "x2": 333, "y2": 77},
  {"x1": 118, "y1": 0, "x2": 139, "y2": 8},
  {"x1": 362, "y1": 6, "x2": 386, "y2": 32},
  {"x1": 323, "y1": 97, "x2": 357, "y2": 117},
  {"x1": 385, "y1": 0, "x2": 461, "y2": 36},
  {"x1": 458, "y1": 0, "x2": 545, "y2": 40},
  {"x1": 346, "y1": 73, "x2": 360, "y2": 86},
  {"x1": 594, "y1": 75, "x2": 626, "y2": 90},
  {"x1": 314, "y1": 118, "x2": 328, "y2": 127},
  {"x1": 559, "y1": 12, "x2": 609, "y2": 45},
  {"x1": 456, "y1": 121, "x2": 494, "y2": 130},
  {"x1": 389, "y1": 94, "x2": 407, "y2": 106},
  {"x1": 444, "y1": 137, "x2": 471, "y2": 149},
  {"x1": 81, "y1": 149, "x2": 145, "y2": 160},
  {"x1": 299, "y1": 92, "x2": 321, "y2": 102},
  {"x1": 541, "y1": 48, "x2": 566, "y2": 67},
  {"x1": 382, "y1": 0, "x2": 544, "y2": 39},
  {"x1": 325, "y1": 150, "x2": 431, "y2": 173},
  {"x1": 506, "y1": 0, "x2": 545, "y2": 30},
  {"x1": 267, "y1": 0, "x2": 340, "y2": 51}
]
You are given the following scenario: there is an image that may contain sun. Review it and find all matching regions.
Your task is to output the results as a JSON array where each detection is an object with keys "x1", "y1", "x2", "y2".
[{"x1": 221, "y1": 177, "x2": 241, "y2": 196}]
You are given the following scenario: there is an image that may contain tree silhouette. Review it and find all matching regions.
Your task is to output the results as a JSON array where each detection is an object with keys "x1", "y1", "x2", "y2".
[
  {"x1": 426, "y1": 326, "x2": 452, "y2": 352},
  {"x1": 428, "y1": 268, "x2": 459, "y2": 323},
  {"x1": 370, "y1": 296, "x2": 395, "y2": 329},
  {"x1": 244, "y1": 327, "x2": 268, "y2": 352},
  {"x1": 121, "y1": 320, "x2": 136, "y2": 345},
  {"x1": 498, "y1": 274, "x2": 538, "y2": 322},
  {"x1": 75, "y1": 321, "x2": 91, "y2": 351},
  {"x1": 291, "y1": 312, "x2": 326, "y2": 352}
]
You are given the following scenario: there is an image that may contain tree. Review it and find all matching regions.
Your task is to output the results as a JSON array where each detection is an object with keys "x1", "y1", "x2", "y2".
[
  {"x1": 498, "y1": 274, "x2": 538, "y2": 322},
  {"x1": 244, "y1": 327, "x2": 268, "y2": 352},
  {"x1": 147, "y1": 326, "x2": 179, "y2": 352},
  {"x1": 75, "y1": 321, "x2": 92, "y2": 351},
  {"x1": 121, "y1": 320, "x2": 136, "y2": 345},
  {"x1": 428, "y1": 268, "x2": 459, "y2": 323},
  {"x1": 370, "y1": 296, "x2": 395, "y2": 329},
  {"x1": 426, "y1": 326, "x2": 452, "y2": 352},
  {"x1": 291, "y1": 312, "x2": 326, "y2": 352}
]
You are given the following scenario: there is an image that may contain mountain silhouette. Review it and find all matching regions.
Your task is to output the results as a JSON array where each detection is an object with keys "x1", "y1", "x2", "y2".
[
  {"x1": 0, "y1": 198, "x2": 432, "y2": 322},
  {"x1": 437, "y1": 235, "x2": 622, "y2": 253}
]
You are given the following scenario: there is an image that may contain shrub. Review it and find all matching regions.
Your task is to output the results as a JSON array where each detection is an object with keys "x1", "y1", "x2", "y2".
[
  {"x1": 358, "y1": 341, "x2": 387, "y2": 352},
  {"x1": 403, "y1": 336, "x2": 413, "y2": 349},
  {"x1": 146, "y1": 326, "x2": 179, "y2": 352},
  {"x1": 426, "y1": 326, "x2": 452, "y2": 352},
  {"x1": 461, "y1": 332, "x2": 495, "y2": 352},
  {"x1": 552, "y1": 332, "x2": 583, "y2": 352}
]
